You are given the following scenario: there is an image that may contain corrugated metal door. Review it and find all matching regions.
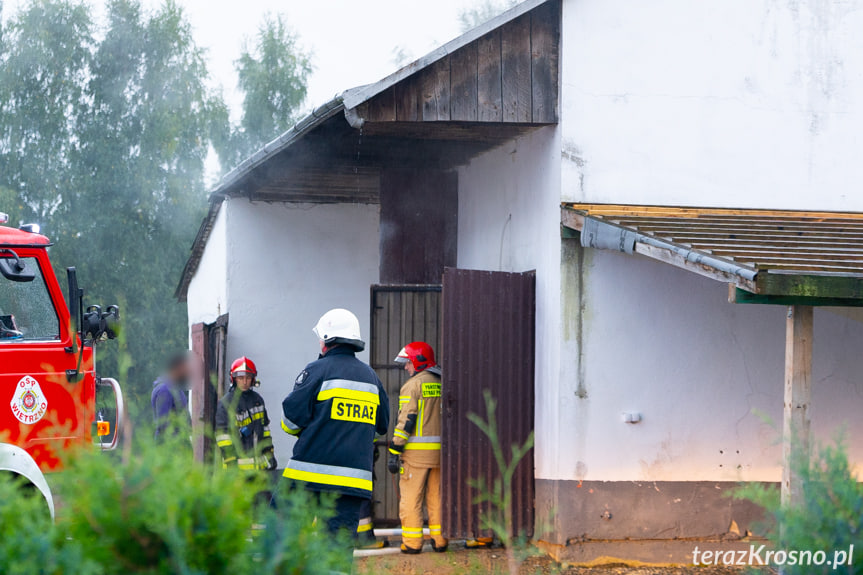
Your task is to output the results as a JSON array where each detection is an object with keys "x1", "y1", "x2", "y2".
[
  {"x1": 370, "y1": 285, "x2": 442, "y2": 524},
  {"x1": 441, "y1": 268, "x2": 536, "y2": 539}
]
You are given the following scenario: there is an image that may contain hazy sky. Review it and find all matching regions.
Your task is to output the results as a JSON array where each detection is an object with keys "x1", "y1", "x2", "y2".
[
  {"x1": 152, "y1": 0, "x2": 475, "y2": 120},
  {"x1": 5, "y1": 0, "x2": 477, "y2": 114},
  {"x1": 4, "y1": 0, "x2": 483, "y2": 179}
]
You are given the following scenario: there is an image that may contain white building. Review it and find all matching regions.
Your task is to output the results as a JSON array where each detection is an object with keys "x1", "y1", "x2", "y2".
[{"x1": 179, "y1": 0, "x2": 863, "y2": 562}]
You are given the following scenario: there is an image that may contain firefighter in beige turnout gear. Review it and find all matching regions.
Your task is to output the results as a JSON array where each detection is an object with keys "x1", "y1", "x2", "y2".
[{"x1": 387, "y1": 341, "x2": 447, "y2": 554}]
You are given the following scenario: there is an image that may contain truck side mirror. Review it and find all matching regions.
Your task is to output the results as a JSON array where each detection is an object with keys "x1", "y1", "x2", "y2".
[
  {"x1": 0, "y1": 249, "x2": 35, "y2": 282},
  {"x1": 92, "y1": 377, "x2": 124, "y2": 451}
]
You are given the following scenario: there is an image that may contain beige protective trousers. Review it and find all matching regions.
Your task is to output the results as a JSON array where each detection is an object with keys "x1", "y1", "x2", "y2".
[{"x1": 399, "y1": 459, "x2": 447, "y2": 550}]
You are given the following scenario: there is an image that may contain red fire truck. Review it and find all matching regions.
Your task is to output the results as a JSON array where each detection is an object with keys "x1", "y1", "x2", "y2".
[{"x1": 0, "y1": 212, "x2": 123, "y2": 517}]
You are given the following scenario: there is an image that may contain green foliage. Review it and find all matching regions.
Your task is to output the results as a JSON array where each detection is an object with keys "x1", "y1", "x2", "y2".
[
  {"x1": 0, "y1": 474, "x2": 101, "y2": 575},
  {"x1": 0, "y1": 0, "x2": 311, "y2": 416},
  {"x1": 0, "y1": 429, "x2": 348, "y2": 574},
  {"x1": 735, "y1": 436, "x2": 863, "y2": 574},
  {"x1": 0, "y1": 0, "x2": 220, "y2": 412},
  {"x1": 468, "y1": 390, "x2": 536, "y2": 575},
  {"x1": 214, "y1": 13, "x2": 312, "y2": 169}
]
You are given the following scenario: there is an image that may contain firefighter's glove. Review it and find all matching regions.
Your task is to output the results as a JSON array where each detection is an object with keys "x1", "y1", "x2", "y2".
[
  {"x1": 266, "y1": 455, "x2": 278, "y2": 471},
  {"x1": 387, "y1": 453, "x2": 400, "y2": 474}
]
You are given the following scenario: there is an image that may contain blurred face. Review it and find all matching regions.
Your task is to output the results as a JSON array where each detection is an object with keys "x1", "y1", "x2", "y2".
[
  {"x1": 235, "y1": 374, "x2": 254, "y2": 391},
  {"x1": 403, "y1": 362, "x2": 416, "y2": 376},
  {"x1": 170, "y1": 360, "x2": 190, "y2": 387}
]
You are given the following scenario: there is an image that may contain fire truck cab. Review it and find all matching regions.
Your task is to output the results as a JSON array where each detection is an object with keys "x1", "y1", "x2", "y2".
[{"x1": 0, "y1": 212, "x2": 122, "y2": 517}]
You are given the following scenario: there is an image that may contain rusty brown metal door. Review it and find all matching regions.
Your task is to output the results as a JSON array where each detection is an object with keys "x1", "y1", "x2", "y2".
[
  {"x1": 370, "y1": 285, "x2": 442, "y2": 525},
  {"x1": 190, "y1": 314, "x2": 228, "y2": 465},
  {"x1": 441, "y1": 268, "x2": 536, "y2": 540}
]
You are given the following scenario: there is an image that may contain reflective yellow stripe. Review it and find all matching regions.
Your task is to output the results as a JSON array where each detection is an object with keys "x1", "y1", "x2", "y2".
[
  {"x1": 417, "y1": 400, "x2": 424, "y2": 436},
  {"x1": 389, "y1": 448, "x2": 402, "y2": 455},
  {"x1": 283, "y1": 462, "x2": 373, "y2": 492},
  {"x1": 399, "y1": 395, "x2": 410, "y2": 407},
  {"x1": 404, "y1": 442, "x2": 441, "y2": 450},
  {"x1": 402, "y1": 526, "x2": 424, "y2": 538},
  {"x1": 357, "y1": 522, "x2": 373, "y2": 533},
  {"x1": 281, "y1": 420, "x2": 301, "y2": 435},
  {"x1": 262, "y1": 430, "x2": 271, "y2": 438},
  {"x1": 317, "y1": 388, "x2": 379, "y2": 405},
  {"x1": 217, "y1": 440, "x2": 233, "y2": 447},
  {"x1": 393, "y1": 429, "x2": 409, "y2": 440},
  {"x1": 318, "y1": 379, "x2": 380, "y2": 405}
]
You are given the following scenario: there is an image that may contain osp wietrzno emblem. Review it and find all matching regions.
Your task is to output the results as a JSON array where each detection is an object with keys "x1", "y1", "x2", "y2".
[{"x1": 10, "y1": 375, "x2": 48, "y2": 424}]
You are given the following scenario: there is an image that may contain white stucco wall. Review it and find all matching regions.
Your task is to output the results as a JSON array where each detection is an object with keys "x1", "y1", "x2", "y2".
[
  {"x1": 544, "y1": 0, "x2": 863, "y2": 485},
  {"x1": 186, "y1": 203, "x2": 227, "y2": 326},
  {"x1": 224, "y1": 199, "x2": 380, "y2": 462},
  {"x1": 557, "y1": 249, "x2": 863, "y2": 483},
  {"x1": 192, "y1": 198, "x2": 380, "y2": 463},
  {"x1": 457, "y1": 126, "x2": 564, "y2": 480},
  {"x1": 561, "y1": 0, "x2": 863, "y2": 211}
]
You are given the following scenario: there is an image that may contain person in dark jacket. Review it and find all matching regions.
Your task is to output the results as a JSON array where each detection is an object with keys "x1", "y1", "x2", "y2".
[
  {"x1": 281, "y1": 308, "x2": 389, "y2": 541},
  {"x1": 216, "y1": 356, "x2": 277, "y2": 471},
  {"x1": 151, "y1": 353, "x2": 191, "y2": 442}
]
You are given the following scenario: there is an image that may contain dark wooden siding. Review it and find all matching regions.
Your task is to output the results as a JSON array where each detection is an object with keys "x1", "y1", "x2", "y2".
[
  {"x1": 441, "y1": 268, "x2": 536, "y2": 539},
  {"x1": 380, "y1": 168, "x2": 458, "y2": 285},
  {"x1": 357, "y1": 0, "x2": 559, "y2": 125}
]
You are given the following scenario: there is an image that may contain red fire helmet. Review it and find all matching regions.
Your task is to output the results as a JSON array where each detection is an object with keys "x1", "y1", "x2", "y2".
[
  {"x1": 394, "y1": 341, "x2": 436, "y2": 371},
  {"x1": 230, "y1": 356, "x2": 258, "y2": 382}
]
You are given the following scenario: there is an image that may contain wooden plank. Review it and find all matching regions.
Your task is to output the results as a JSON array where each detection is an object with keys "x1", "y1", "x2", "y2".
[
  {"x1": 707, "y1": 247, "x2": 863, "y2": 257},
  {"x1": 421, "y1": 57, "x2": 451, "y2": 121},
  {"x1": 757, "y1": 273, "x2": 863, "y2": 298},
  {"x1": 450, "y1": 42, "x2": 478, "y2": 121},
  {"x1": 477, "y1": 29, "x2": 502, "y2": 122},
  {"x1": 367, "y1": 87, "x2": 397, "y2": 122},
  {"x1": 658, "y1": 236, "x2": 863, "y2": 247},
  {"x1": 530, "y1": 0, "x2": 559, "y2": 123},
  {"x1": 611, "y1": 217, "x2": 863, "y2": 229},
  {"x1": 501, "y1": 13, "x2": 532, "y2": 122},
  {"x1": 561, "y1": 207, "x2": 585, "y2": 231},
  {"x1": 395, "y1": 76, "x2": 420, "y2": 121},
  {"x1": 782, "y1": 305, "x2": 813, "y2": 509},
  {"x1": 729, "y1": 286, "x2": 863, "y2": 307},
  {"x1": 564, "y1": 203, "x2": 863, "y2": 221},
  {"x1": 634, "y1": 243, "x2": 757, "y2": 292}
]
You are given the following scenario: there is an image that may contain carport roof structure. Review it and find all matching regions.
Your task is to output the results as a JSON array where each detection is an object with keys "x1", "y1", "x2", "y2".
[
  {"x1": 561, "y1": 203, "x2": 863, "y2": 304},
  {"x1": 562, "y1": 202, "x2": 863, "y2": 509}
]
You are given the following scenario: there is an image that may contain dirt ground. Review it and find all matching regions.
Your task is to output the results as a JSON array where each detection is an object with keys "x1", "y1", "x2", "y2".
[{"x1": 355, "y1": 547, "x2": 774, "y2": 575}]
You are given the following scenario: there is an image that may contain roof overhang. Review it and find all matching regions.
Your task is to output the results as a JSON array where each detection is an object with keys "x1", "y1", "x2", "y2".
[
  {"x1": 177, "y1": 0, "x2": 561, "y2": 301},
  {"x1": 562, "y1": 203, "x2": 863, "y2": 305}
]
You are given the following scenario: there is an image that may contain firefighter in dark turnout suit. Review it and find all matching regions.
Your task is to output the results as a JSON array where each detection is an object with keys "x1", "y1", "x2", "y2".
[
  {"x1": 216, "y1": 357, "x2": 277, "y2": 471},
  {"x1": 281, "y1": 308, "x2": 390, "y2": 539}
]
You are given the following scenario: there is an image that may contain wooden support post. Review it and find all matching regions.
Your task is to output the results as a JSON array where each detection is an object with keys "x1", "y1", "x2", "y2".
[{"x1": 782, "y1": 305, "x2": 813, "y2": 508}]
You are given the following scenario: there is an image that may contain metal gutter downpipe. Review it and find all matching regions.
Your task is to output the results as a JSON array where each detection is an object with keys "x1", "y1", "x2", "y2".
[{"x1": 579, "y1": 216, "x2": 758, "y2": 281}]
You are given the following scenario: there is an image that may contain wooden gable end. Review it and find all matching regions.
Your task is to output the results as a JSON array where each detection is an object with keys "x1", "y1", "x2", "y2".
[{"x1": 354, "y1": 0, "x2": 560, "y2": 126}]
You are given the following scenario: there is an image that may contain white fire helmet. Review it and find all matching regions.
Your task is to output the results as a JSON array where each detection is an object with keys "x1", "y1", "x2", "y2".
[{"x1": 313, "y1": 308, "x2": 365, "y2": 351}]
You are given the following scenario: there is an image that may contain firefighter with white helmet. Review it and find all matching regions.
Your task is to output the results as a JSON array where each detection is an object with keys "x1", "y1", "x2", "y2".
[
  {"x1": 281, "y1": 308, "x2": 390, "y2": 543},
  {"x1": 215, "y1": 356, "x2": 277, "y2": 471},
  {"x1": 388, "y1": 341, "x2": 448, "y2": 554}
]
